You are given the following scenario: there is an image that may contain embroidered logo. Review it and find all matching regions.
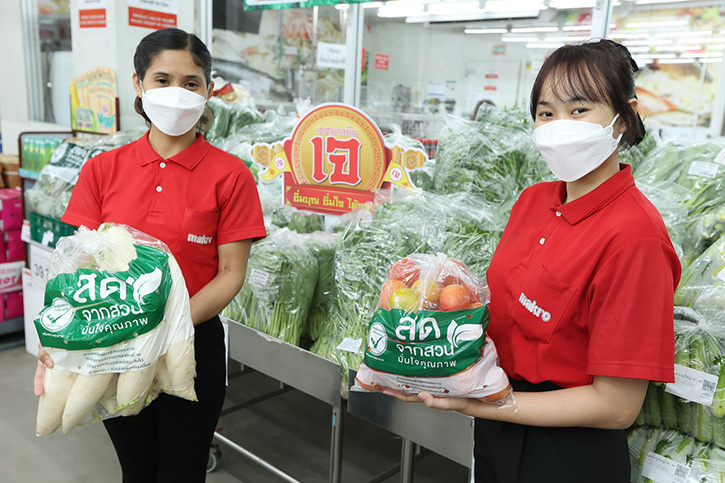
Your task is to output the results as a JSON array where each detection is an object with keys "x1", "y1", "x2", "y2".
[
  {"x1": 518, "y1": 292, "x2": 552, "y2": 322},
  {"x1": 187, "y1": 233, "x2": 213, "y2": 245}
]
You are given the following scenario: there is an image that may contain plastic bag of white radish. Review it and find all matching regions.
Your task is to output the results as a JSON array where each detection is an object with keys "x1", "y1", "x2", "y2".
[{"x1": 34, "y1": 223, "x2": 196, "y2": 435}]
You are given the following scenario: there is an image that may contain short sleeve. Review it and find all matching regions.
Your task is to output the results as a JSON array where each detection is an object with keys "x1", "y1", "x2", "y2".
[
  {"x1": 61, "y1": 158, "x2": 103, "y2": 229},
  {"x1": 216, "y1": 164, "x2": 266, "y2": 245},
  {"x1": 587, "y1": 238, "x2": 680, "y2": 383}
]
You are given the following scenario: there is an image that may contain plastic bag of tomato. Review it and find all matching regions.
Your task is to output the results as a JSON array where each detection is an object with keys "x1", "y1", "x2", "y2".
[{"x1": 354, "y1": 253, "x2": 514, "y2": 404}]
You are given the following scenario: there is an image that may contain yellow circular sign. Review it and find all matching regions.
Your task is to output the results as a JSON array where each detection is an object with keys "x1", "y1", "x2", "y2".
[{"x1": 288, "y1": 104, "x2": 387, "y2": 192}]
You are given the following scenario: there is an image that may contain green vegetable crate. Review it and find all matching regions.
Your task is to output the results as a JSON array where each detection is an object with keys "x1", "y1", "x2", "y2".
[{"x1": 29, "y1": 211, "x2": 76, "y2": 248}]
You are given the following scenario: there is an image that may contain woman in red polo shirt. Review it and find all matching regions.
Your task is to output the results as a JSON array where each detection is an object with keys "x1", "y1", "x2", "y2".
[
  {"x1": 33, "y1": 28, "x2": 266, "y2": 482},
  {"x1": 388, "y1": 40, "x2": 681, "y2": 482}
]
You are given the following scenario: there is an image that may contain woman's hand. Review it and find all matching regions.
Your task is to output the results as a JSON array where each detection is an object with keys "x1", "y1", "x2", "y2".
[
  {"x1": 383, "y1": 389, "x2": 471, "y2": 412},
  {"x1": 34, "y1": 345, "x2": 54, "y2": 397}
]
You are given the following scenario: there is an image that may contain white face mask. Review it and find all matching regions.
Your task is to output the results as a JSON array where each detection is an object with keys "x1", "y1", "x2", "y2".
[
  {"x1": 141, "y1": 86, "x2": 207, "y2": 137},
  {"x1": 532, "y1": 114, "x2": 623, "y2": 182}
]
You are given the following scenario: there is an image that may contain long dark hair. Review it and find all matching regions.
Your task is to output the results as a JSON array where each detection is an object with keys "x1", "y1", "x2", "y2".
[
  {"x1": 529, "y1": 39, "x2": 646, "y2": 147},
  {"x1": 133, "y1": 28, "x2": 212, "y2": 121}
]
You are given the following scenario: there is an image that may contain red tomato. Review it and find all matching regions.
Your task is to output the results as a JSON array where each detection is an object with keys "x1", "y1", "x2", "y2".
[
  {"x1": 378, "y1": 279, "x2": 406, "y2": 310},
  {"x1": 437, "y1": 258, "x2": 470, "y2": 286},
  {"x1": 439, "y1": 284, "x2": 471, "y2": 311},
  {"x1": 388, "y1": 258, "x2": 420, "y2": 287}
]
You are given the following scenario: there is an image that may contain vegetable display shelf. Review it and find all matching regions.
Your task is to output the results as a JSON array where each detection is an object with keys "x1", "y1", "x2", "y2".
[
  {"x1": 347, "y1": 370, "x2": 474, "y2": 483},
  {"x1": 221, "y1": 316, "x2": 344, "y2": 483}
]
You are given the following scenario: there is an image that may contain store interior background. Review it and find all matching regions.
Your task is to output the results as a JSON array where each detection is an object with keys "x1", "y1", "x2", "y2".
[{"x1": 3, "y1": 0, "x2": 725, "y2": 154}]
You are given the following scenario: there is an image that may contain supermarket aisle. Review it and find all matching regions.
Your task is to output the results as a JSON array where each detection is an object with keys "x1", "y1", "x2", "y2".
[{"x1": 0, "y1": 341, "x2": 470, "y2": 482}]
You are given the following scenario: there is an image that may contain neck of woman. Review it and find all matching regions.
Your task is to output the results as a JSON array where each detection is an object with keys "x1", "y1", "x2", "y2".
[
  {"x1": 148, "y1": 126, "x2": 198, "y2": 159},
  {"x1": 564, "y1": 154, "x2": 621, "y2": 204}
]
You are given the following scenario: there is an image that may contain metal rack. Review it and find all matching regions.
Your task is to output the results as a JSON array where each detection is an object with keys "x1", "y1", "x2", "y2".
[{"x1": 220, "y1": 316, "x2": 345, "y2": 483}]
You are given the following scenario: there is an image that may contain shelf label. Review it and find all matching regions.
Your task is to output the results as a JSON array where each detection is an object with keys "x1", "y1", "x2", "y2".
[
  {"x1": 642, "y1": 452, "x2": 690, "y2": 483},
  {"x1": 666, "y1": 364, "x2": 718, "y2": 406},
  {"x1": 247, "y1": 268, "x2": 270, "y2": 289},
  {"x1": 337, "y1": 338, "x2": 362, "y2": 353},
  {"x1": 688, "y1": 161, "x2": 719, "y2": 179}
]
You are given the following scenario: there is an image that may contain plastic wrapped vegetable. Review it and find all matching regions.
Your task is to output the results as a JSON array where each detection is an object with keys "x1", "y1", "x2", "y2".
[
  {"x1": 352, "y1": 253, "x2": 513, "y2": 404},
  {"x1": 431, "y1": 108, "x2": 552, "y2": 210},
  {"x1": 35, "y1": 224, "x2": 196, "y2": 435},
  {"x1": 223, "y1": 228, "x2": 317, "y2": 346},
  {"x1": 675, "y1": 235, "x2": 725, "y2": 323},
  {"x1": 269, "y1": 205, "x2": 325, "y2": 234},
  {"x1": 303, "y1": 232, "x2": 340, "y2": 341},
  {"x1": 25, "y1": 142, "x2": 106, "y2": 219}
]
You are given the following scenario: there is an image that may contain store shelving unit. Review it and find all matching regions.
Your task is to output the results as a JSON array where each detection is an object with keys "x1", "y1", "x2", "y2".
[{"x1": 221, "y1": 316, "x2": 345, "y2": 483}]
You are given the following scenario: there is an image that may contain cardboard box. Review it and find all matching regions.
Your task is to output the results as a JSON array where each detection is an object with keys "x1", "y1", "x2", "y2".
[
  {"x1": 22, "y1": 268, "x2": 41, "y2": 357},
  {"x1": 0, "y1": 154, "x2": 20, "y2": 189},
  {"x1": 5, "y1": 229, "x2": 23, "y2": 261},
  {"x1": 0, "y1": 261, "x2": 25, "y2": 293},
  {"x1": 5, "y1": 291, "x2": 23, "y2": 319},
  {"x1": 0, "y1": 188, "x2": 22, "y2": 231}
]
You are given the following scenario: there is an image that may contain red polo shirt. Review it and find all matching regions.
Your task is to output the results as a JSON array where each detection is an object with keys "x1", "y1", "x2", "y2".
[
  {"x1": 486, "y1": 164, "x2": 681, "y2": 388},
  {"x1": 62, "y1": 132, "x2": 266, "y2": 297}
]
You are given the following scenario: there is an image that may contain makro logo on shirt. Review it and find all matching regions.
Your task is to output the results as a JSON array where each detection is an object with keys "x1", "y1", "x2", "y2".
[
  {"x1": 518, "y1": 292, "x2": 552, "y2": 322},
  {"x1": 187, "y1": 233, "x2": 213, "y2": 245}
]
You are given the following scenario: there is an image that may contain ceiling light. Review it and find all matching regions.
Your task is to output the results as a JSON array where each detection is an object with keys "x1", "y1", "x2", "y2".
[
  {"x1": 501, "y1": 36, "x2": 539, "y2": 42},
  {"x1": 655, "y1": 58, "x2": 696, "y2": 64},
  {"x1": 625, "y1": 20, "x2": 689, "y2": 28},
  {"x1": 608, "y1": 32, "x2": 650, "y2": 39},
  {"x1": 526, "y1": 42, "x2": 565, "y2": 49},
  {"x1": 680, "y1": 52, "x2": 723, "y2": 58},
  {"x1": 623, "y1": 39, "x2": 672, "y2": 46},
  {"x1": 428, "y1": 1, "x2": 482, "y2": 15},
  {"x1": 654, "y1": 30, "x2": 712, "y2": 38},
  {"x1": 335, "y1": 4, "x2": 349, "y2": 9},
  {"x1": 635, "y1": 0, "x2": 687, "y2": 4},
  {"x1": 511, "y1": 26, "x2": 559, "y2": 33},
  {"x1": 548, "y1": 0, "x2": 596, "y2": 8},
  {"x1": 377, "y1": 4, "x2": 426, "y2": 17},
  {"x1": 464, "y1": 28, "x2": 509, "y2": 34},
  {"x1": 563, "y1": 25, "x2": 592, "y2": 31},
  {"x1": 632, "y1": 53, "x2": 678, "y2": 59},
  {"x1": 544, "y1": 36, "x2": 589, "y2": 42},
  {"x1": 482, "y1": 1, "x2": 547, "y2": 13},
  {"x1": 362, "y1": 1, "x2": 383, "y2": 7}
]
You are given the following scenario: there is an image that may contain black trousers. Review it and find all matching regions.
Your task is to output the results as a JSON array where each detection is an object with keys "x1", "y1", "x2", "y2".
[
  {"x1": 474, "y1": 379, "x2": 630, "y2": 483},
  {"x1": 103, "y1": 316, "x2": 227, "y2": 483}
]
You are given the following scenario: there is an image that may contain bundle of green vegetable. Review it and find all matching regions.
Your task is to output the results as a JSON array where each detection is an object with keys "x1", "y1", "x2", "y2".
[
  {"x1": 223, "y1": 228, "x2": 318, "y2": 346},
  {"x1": 203, "y1": 97, "x2": 265, "y2": 147},
  {"x1": 636, "y1": 313, "x2": 725, "y2": 449},
  {"x1": 628, "y1": 425, "x2": 725, "y2": 483},
  {"x1": 270, "y1": 205, "x2": 325, "y2": 234},
  {"x1": 633, "y1": 139, "x2": 725, "y2": 266},
  {"x1": 310, "y1": 190, "x2": 505, "y2": 395},
  {"x1": 303, "y1": 232, "x2": 340, "y2": 341},
  {"x1": 35, "y1": 224, "x2": 196, "y2": 435},
  {"x1": 24, "y1": 142, "x2": 106, "y2": 219},
  {"x1": 432, "y1": 107, "x2": 552, "y2": 209},
  {"x1": 619, "y1": 129, "x2": 661, "y2": 173},
  {"x1": 675, "y1": 234, "x2": 725, "y2": 323},
  {"x1": 635, "y1": 180, "x2": 691, "y2": 263}
]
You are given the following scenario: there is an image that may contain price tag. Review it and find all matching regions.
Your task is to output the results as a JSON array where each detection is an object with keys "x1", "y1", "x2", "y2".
[
  {"x1": 688, "y1": 161, "x2": 719, "y2": 179},
  {"x1": 642, "y1": 452, "x2": 690, "y2": 483},
  {"x1": 337, "y1": 338, "x2": 362, "y2": 353},
  {"x1": 665, "y1": 364, "x2": 718, "y2": 406},
  {"x1": 247, "y1": 268, "x2": 270, "y2": 289},
  {"x1": 29, "y1": 244, "x2": 52, "y2": 286}
]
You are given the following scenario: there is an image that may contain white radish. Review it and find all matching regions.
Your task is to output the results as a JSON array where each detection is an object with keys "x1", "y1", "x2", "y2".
[
  {"x1": 164, "y1": 337, "x2": 197, "y2": 401},
  {"x1": 154, "y1": 355, "x2": 171, "y2": 391},
  {"x1": 98, "y1": 373, "x2": 119, "y2": 416},
  {"x1": 116, "y1": 361, "x2": 158, "y2": 416},
  {"x1": 62, "y1": 373, "x2": 114, "y2": 434},
  {"x1": 36, "y1": 367, "x2": 78, "y2": 435}
]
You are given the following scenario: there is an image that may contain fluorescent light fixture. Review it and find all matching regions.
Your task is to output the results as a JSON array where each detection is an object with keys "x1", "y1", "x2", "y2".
[
  {"x1": 625, "y1": 20, "x2": 689, "y2": 28},
  {"x1": 335, "y1": 4, "x2": 349, "y2": 9},
  {"x1": 654, "y1": 44, "x2": 704, "y2": 52},
  {"x1": 608, "y1": 32, "x2": 650, "y2": 39},
  {"x1": 654, "y1": 30, "x2": 712, "y2": 38},
  {"x1": 656, "y1": 58, "x2": 696, "y2": 64},
  {"x1": 501, "y1": 35, "x2": 539, "y2": 42},
  {"x1": 377, "y1": 4, "x2": 426, "y2": 17},
  {"x1": 511, "y1": 26, "x2": 559, "y2": 33},
  {"x1": 363, "y1": 1, "x2": 383, "y2": 7},
  {"x1": 563, "y1": 25, "x2": 592, "y2": 31},
  {"x1": 482, "y1": 0, "x2": 547, "y2": 13},
  {"x1": 635, "y1": 0, "x2": 687, "y2": 4},
  {"x1": 623, "y1": 39, "x2": 672, "y2": 46},
  {"x1": 675, "y1": 37, "x2": 725, "y2": 44},
  {"x1": 680, "y1": 52, "x2": 723, "y2": 58},
  {"x1": 428, "y1": 1, "x2": 482, "y2": 15},
  {"x1": 544, "y1": 36, "x2": 589, "y2": 42},
  {"x1": 626, "y1": 47, "x2": 652, "y2": 53},
  {"x1": 464, "y1": 28, "x2": 509, "y2": 34},
  {"x1": 548, "y1": 0, "x2": 595, "y2": 8},
  {"x1": 632, "y1": 53, "x2": 678, "y2": 59},
  {"x1": 707, "y1": 44, "x2": 725, "y2": 51},
  {"x1": 526, "y1": 42, "x2": 565, "y2": 49},
  {"x1": 700, "y1": 58, "x2": 723, "y2": 63}
]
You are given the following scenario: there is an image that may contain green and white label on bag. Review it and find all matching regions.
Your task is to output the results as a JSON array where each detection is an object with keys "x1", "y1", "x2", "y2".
[
  {"x1": 364, "y1": 305, "x2": 489, "y2": 377},
  {"x1": 35, "y1": 245, "x2": 172, "y2": 350}
]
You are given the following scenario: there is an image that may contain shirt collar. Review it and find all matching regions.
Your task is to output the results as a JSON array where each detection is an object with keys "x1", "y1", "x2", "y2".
[
  {"x1": 136, "y1": 131, "x2": 210, "y2": 170},
  {"x1": 553, "y1": 164, "x2": 635, "y2": 225}
]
